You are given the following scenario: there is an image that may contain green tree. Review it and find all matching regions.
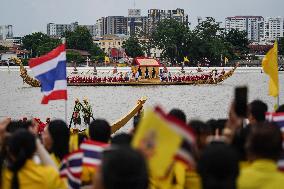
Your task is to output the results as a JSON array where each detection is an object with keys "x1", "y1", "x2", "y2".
[
  {"x1": 152, "y1": 19, "x2": 190, "y2": 63},
  {"x1": 90, "y1": 44, "x2": 106, "y2": 61},
  {"x1": 64, "y1": 26, "x2": 93, "y2": 51},
  {"x1": 66, "y1": 50, "x2": 84, "y2": 64},
  {"x1": 191, "y1": 17, "x2": 228, "y2": 65},
  {"x1": 225, "y1": 28, "x2": 249, "y2": 56},
  {"x1": 37, "y1": 40, "x2": 61, "y2": 56},
  {"x1": 0, "y1": 45, "x2": 9, "y2": 50},
  {"x1": 22, "y1": 32, "x2": 60, "y2": 57},
  {"x1": 278, "y1": 37, "x2": 284, "y2": 55},
  {"x1": 122, "y1": 37, "x2": 144, "y2": 58}
]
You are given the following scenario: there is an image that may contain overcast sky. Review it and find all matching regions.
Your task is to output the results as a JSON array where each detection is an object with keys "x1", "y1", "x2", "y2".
[{"x1": 1, "y1": 0, "x2": 283, "y2": 36}]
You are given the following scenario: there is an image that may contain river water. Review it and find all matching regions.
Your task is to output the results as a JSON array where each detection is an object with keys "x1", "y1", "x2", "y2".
[{"x1": 0, "y1": 68, "x2": 283, "y2": 132}]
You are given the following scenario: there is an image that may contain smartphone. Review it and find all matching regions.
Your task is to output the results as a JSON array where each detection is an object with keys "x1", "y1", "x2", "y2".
[{"x1": 234, "y1": 86, "x2": 248, "y2": 118}]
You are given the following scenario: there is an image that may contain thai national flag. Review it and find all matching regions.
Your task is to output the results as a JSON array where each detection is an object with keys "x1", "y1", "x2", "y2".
[
  {"x1": 29, "y1": 44, "x2": 67, "y2": 104},
  {"x1": 80, "y1": 140, "x2": 109, "y2": 167},
  {"x1": 266, "y1": 112, "x2": 284, "y2": 132},
  {"x1": 60, "y1": 150, "x2": 83, "y2": 189}
]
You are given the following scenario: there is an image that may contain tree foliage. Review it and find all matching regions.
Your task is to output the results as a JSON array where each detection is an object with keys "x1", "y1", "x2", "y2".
[
  {"x1": 278, "y1": 37, "x2": 284, "y2": 55},
  {"x1": 90, "y1": 44, "x2": 106, "y2": 62},
  {"x1": 0, "y1": 45, "x2": 9, "y2": 50},
  {"x1": 122, "y1": 37, "x2": 144, "y2": 58},
  {"x1": 66, "y1": 50, "x2": 84, "y2": 64},
  {"x1": 152, "y1": 19, "x2": 190, "y2": 63},
  {"x1": 150, "y1": 17, "x2": 249, "y2": 66},
  {"x1": 63, "y1": 26, "x2": 93, "y2": 51},
  {"x1": 22, "y1": 32, "x2": 60, "y2": 57}
]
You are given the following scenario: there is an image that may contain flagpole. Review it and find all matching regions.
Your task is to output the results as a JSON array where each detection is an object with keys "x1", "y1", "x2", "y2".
[{"x1": 62, "y1": 37, "x2": 68, "y2": 123}]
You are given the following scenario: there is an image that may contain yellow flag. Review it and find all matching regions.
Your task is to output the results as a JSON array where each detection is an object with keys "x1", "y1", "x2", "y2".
[
  {"x1": 262, "y1": 41, "x2": 279, "y2": 97},
  {"x1": 224, "y1": 57, "x2": 229, "y2": 64},
  {"x1": 104, "y1": 56, "x2": 110, "y2": 63},
  {"x1": 184, "y1": 56, "x2": 189, "y2": 62},
  {"x1": 132, "y1": 108, "x2": 182, "y2": 178}
]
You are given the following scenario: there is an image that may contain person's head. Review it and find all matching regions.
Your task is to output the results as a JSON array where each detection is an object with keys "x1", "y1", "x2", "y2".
[
  {"x1": 189, "y1": 120, "x2": 212, "y2": 151},
  {"x1": 42, "y1": 120, "x2": 69, "y2": 160},
  {"x1": 198, "y1": 142, "x2": 239, "y2": 189},
  {"x1": 94, "y1": 147, "x2": 149, "y2": 189},
  {"x1": 6, "y1": 121, "x2": 24, "y2": 133},
  {"x1": 168, "y1": 108, "x2": 186, "y2": 123},
  {"x1": 111, "y1": 133, "x2": 132, "y2": 146},
  {"x1": 246, "y1": 123, "x2": 283, "y2": 161},
  {"x1": 6, "y1": 129, "x2": 36, "y2": 189},
  {"x1": 248, "y1": 100, "x2": 268, "y2": 125},
  {"x1": 276, "y1": 104, "x2": 284, "y2": 113},
  {"x1": 89, "y1": 119, "x2": 111, "y2": 143}
]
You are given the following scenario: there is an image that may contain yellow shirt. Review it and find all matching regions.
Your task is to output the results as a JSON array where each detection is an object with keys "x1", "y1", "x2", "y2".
[
  {"x1": 81, "y1": 166, "x2": 97, "y2": 185},
  {"x1": 149, "y1": 162, "x2": 201, "y2": 189},
  {"x1": 2, "y1": 159, "x2": 67, "y2": 189},
  {"x1": 238, "y1": 159, "x2": 284, "y2": 189}
]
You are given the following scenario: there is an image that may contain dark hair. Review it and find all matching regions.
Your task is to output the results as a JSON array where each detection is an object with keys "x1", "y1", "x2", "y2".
[
  {"x1": 206, "y1": 119, "x2": 227, "y2": 134},
  {"x1": 276, "y1": 104, "x2": 284, "y2": 112},
  {"x1": 231, "y1": 126, "x2": 251, "y2": 161},
  {"x1": 102, "y1": 147, "x2": 148, "y2": 189},
  {"x1": 168, "y1": 108, "x2": 186, "y2": 123},
  {"x1": 89, "y1": 119, "x2": 111, "y2": 143},
  {"x1": 198, "y1": 142, "x2": 239, "y2": 189},
  {"x1": 246, "y1": 123, "x2": 283, "y2": 161},
  {"x1": 6, "y1": 129, "x2": 36, "y2": 189},
  {"x1": 190, "y1": 120, "x2": 212, "y2": 136},
  {"x1": 111, "y1": 133, "x2": 132, "y2": 146},
  {"x1": 48, "y1": 120, "x2": 70, "y2": 160},
  {"x1": 6, "y1": 121, "x2": 25, "y2": 133},
  {"x1": 248, "y1": 100, "x2": 268, "y2": 122}
]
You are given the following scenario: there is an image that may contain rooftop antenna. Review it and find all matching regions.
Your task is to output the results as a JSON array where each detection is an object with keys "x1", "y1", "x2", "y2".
[{"x1": 133, "y1": 0, "x2": 136, "y2": 8}]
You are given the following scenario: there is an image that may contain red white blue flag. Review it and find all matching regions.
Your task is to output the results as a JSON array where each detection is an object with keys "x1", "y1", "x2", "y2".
[
  {"x1": 60, "y1": 150, "x2": 83, "y2": 189},
  {"x1": 266, "y1": 112, "x2": 284, "y2": 132},
  {"x1": 29, "y1": 44, "x2": 67, "y2": 104},
  {"x1": 80, "y1": 140, "x2": 109, "y2": 167}
]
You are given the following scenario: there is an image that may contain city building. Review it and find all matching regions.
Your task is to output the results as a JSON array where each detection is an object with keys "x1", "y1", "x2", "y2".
[
  {"x1": 93, "y1": 34, "x2": 129, "y2": 55},
  {"x1": 127, "y1": 9, "x2": 148, "y2": 36},
  {"x1": 47, "y1": 22, "x2": 96, "y2": 37},
  {"x1": 97, "y1": 16, "x2": 128, "y2": 36},
  {"x1": 225, "y1": 16, "x2": 264, "y2": 42},
  {"x1": 5, "y1": 37, "x2": 23, "y2": 46},
  {"x1": 0, "y1": 25, "x2": 13, "y2": 40},
  {"x1": 264, "y1": 17, "x2": 284, "y2": 41},
  {"x1": 148, "y1": 8, "x2": 189, "y2": 32}
]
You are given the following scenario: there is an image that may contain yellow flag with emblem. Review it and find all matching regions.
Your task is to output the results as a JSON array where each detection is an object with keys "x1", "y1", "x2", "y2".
[
  {"x1": 132, "y1": 108, "x2": 182, "y2": 178},
  {"x1": 262, "y1": 41, "x2": 279, "y2": 97}
]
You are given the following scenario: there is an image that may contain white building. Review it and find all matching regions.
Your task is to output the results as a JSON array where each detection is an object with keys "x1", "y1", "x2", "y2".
[
  {"x1": 127, "y1": 9, "x2": 148, "y2": 36},
  {"x1": 0, "y1": 25, "x2": 13, "y2": 40},
  {"x1": 47, "y1": 22, "x2": 96, "y2": 37},
  {"x1": 148, "y1": 8, "x2": 189, "y2": 33},
  {"x1": 225, "y1": 16, "x2": 264, "y2": 42},
  {"x1": 263, "y1": 17, "x2": 284, "y2": 41}
]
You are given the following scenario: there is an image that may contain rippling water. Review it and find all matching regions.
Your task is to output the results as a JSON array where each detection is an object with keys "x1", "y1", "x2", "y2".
[{"x1": 0, "y1": 68, "x2": 283, "y2": 132}]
